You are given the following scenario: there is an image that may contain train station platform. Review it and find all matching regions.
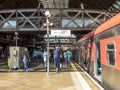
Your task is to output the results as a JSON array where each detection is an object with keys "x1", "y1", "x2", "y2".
[{"x1": 0, "y1": 59, "x2": 104, "y2": 90}]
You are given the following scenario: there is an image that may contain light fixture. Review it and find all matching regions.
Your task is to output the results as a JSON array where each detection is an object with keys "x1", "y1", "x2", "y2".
[
  {"x1": 45, "y1": 11, "x2": 51, "y2": 18},
  {"x1": 14, "y1": 32, "x2": 19, "y2": 46}
]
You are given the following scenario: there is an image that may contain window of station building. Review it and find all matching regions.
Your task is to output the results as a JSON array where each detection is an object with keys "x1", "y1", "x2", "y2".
[{"x1": 106, "y1": 42, "x2": 116, "y2": 66}]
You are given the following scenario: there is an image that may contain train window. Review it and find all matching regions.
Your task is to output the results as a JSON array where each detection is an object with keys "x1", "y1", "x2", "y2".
[{"x1": 106, "y1": 42, "x2": 115, "y2": 66}]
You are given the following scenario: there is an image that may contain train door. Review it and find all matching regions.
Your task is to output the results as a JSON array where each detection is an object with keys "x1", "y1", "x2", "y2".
[
  {"x1": 94, "y1": 42, "x2": 101, "y2": 79},
  {"x1": 87, "y1": 45, "x2": 91, "y2": 73},
  {"x1": 80, "y1": 46, "x2": 83, "y2": 64}
]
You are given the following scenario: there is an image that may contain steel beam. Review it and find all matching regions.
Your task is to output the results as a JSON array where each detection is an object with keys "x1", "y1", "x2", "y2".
[{"x1": 0, "y1": 8, "x2": 117, "y2": 32}]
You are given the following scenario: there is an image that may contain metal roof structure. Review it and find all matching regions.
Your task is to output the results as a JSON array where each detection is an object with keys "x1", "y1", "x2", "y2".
[
  {"x1": 0, "y1": 0, "x2": 119, "y2": 47},
  {"x1": 0, "y1": 0, "x2": 117, "y2": 10},
  {"x1": 108, "y1": 0, "x2": 120, "y2": 12}
]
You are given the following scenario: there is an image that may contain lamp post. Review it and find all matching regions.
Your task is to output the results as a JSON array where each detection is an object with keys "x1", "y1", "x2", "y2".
[
  {"x1": 44, "y1": 11, "x2": 53, "y2": 75},
  {"x1": 14, "y1": 32, "x2": 19, "y2": 46}
]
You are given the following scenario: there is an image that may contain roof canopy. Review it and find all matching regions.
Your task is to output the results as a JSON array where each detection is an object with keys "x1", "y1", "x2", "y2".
[{"x1": 0, "y1": 0, "x2": 117, "y2": 11}]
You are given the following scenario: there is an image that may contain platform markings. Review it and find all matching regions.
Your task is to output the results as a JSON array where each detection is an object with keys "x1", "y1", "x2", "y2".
[
  {"x1": 70, "y1": 62, "x2": 78, "y2": 72},
  {"x1": 70, "y1": 62, "x2": 91, "y2": 90},
  {"x1": 72, "y1": 61, "x2": 105, "y2": 90}
]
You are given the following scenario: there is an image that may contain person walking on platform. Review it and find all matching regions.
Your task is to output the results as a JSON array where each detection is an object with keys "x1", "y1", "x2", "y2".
[
  {"x1": 43, "y1": 49, "x2": 48, "y2": 71},
  {"x1": 67, "y1": 49, "x2": 72, "y2": 67},
  {"x1": 22, "y1": 48, "x2": 30, "y2": 71},
  {"x1": 53, "y1": 47, "x2": 61, "y2": 72},
  {"x1": 33, "y1": 49, "x2": 38, "y2": 64}
]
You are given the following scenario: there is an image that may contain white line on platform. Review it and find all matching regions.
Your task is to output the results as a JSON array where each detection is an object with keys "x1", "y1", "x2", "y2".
[
  {"x1": 73, "y1": 61, "x2": 105, "y2": 90},
  {"x1": 71, "y1": 72, "x2": 91, "y2": 90}
]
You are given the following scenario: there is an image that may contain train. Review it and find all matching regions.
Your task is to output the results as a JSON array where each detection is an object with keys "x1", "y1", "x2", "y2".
[{"x1": 72, "y1": 12, "x2": 120, "y2": 90}]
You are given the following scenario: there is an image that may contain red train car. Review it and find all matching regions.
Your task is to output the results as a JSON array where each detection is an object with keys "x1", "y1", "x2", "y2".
[{"x1": 75, "y1": 13, "x2": 120, "y2": 90}]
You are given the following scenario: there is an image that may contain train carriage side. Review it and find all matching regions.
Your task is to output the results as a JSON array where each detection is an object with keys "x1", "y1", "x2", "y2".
[
  {"x1": 71, "y1": 45, "x2": 80, "y2": 63},
  {"x1": 94, "y1": 13, "x2": 120, "y2": 90},
  {"x1": 77, "y1": 12, "x2": 120, "y2": 90},
  {"x1": 77, "y1": 30, "x2": 95, "y2": 75}
]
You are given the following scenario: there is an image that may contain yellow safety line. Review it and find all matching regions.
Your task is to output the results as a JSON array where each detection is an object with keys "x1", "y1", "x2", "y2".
[{"x1": 70, "y1": 62, "x2": 78, "y2": 72}]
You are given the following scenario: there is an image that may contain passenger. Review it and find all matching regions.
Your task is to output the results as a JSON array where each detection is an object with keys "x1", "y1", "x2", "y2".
[
  {"x1": 59, "y1": 48, "x2": 63, "y2": 69},
  {"x1": 53, "y1": 47, "x2": 61, "y2": 72},
  {"x1": 67, "y1": 49, "x2": 72, "y2": 67},
  {"x1": 63, "y1": 50, "x2": 67, "y2": 64},
  {"x1": 37, "y1": 50, "x2": 42, "y2": 62},
  {"x1": 33, "y1": 49, "x2": 38, "y2": 64},
  {"x1": 43, "y1": 49, "x2": 48, "y2": 71},
  {"x1": 22, "y1": 48, "x2": 30, "y2": 71},
  {"x1": 49, "y1": 50, "x2": 53, "y2": 63},
  {"x1": 53, "y1": 47, "x2": 56, "y2": 63}
]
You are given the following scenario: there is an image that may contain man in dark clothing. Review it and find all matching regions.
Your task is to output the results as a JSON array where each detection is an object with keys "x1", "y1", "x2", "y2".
[
  {"x1": 22, "y1": 48, "x2": 30, "y2": 71},
  {"x1": 53, "y1": 47, "x2": 61, "y2": 72}
]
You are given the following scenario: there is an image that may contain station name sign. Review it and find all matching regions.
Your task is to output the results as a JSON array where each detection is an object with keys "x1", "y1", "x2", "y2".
[{"x1": 51, "y1": 30, "x2": 71, "y2": 36}]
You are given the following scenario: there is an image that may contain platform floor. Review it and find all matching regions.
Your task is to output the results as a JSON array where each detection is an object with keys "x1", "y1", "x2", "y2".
[{"x1": 0, "y1": 60, "x2": 104, "y2": 90}]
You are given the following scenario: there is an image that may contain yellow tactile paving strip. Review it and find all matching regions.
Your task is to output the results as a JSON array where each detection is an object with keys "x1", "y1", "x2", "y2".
[
  {"x1": 70, "y1": 62, "x2": 78, "y2": 72},
  {"x1": 70, "y1": 61, "x2": 102, "y2": 90}
]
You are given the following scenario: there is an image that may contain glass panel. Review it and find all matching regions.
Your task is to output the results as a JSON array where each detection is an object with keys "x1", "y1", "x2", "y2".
[
  {"x1": 107, "y1": 44, "x2": 114, "y2": 49},
  {"x1": 116, "y1": 0, "x2": 120, "y2": 5},
  {"x1": 3, "y1": 20, "x2": 16, "y2": 28},
  {"x1": 108, "y1": 51, "x2": 115, "y2": 65},
  {"x1": 106, "y1": 42, "x2": 115, "y2": 66},
  {"x1": 108, "y1": 0, "x2": 120, "y2": 12},
  {"x1": 113, "y1": 4, "x2": 119, "y2": 9}
]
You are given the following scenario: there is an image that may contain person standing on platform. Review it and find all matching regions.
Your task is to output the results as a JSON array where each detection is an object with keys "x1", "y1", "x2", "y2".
[
  {"x1": 59, "y1": 48, "x2": 63, "y2": 69},
  {"x1": 53, "y1": 47, "x2": 61, "y2": 72},
  {"x1": 33, "y1": 49, "x2": 38, "y2": 64},
  {"x1": 37, "y1": 50, "x2": 42, "y2": 62},
  {"x1": 22, "y1": 48, "x2": 30, "y2": 71},
  {"x1": 63, "y1": 50, "x2": 67, "y2": 64},
  {"x1": 43, "y1": 49, "x2": 48, "y2": 71},
  {"x1": 67, "y1": 49, "x2": 72, "y2": 67}
]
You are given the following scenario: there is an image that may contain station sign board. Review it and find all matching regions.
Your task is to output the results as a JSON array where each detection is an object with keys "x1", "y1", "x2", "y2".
[{"x1": 51, "y1": 30, "x2": 71, "y2": 36}]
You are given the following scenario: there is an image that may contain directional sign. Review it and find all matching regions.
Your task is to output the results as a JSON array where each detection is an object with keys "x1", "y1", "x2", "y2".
[{"x1": 51, "y1": 30, "x2": 71, "y2": 36}]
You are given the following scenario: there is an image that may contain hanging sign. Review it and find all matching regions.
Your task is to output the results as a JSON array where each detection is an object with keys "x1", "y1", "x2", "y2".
[{"x1": 51, "y1": 30, "x2": 71, "y2": 36}]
